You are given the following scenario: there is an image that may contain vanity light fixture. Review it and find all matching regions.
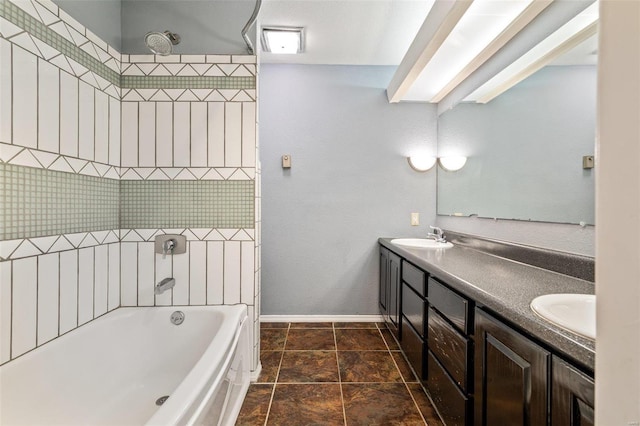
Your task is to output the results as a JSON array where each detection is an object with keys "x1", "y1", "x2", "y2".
[
  {"x1": 408, "y1": 155, "x2": 437, "y2": 172},
  {"x1": 261, "y1": 26, "x2": 304, "y2": 54},
  {"x1": 439, "y1": 156, "x2": 467, "y2": 171}
]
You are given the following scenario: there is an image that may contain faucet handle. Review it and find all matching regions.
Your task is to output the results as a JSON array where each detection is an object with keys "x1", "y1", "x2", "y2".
[{"x1": 429, "y1": 226, "x2": 443, "y2": 236}]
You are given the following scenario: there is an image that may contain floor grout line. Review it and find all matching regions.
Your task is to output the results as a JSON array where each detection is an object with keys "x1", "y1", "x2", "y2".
[
  {"x1": 261, "y1": 322, "x2": 289, "y2": 426},
  {"x1": 333, "y1": 322, "x2": 348, "y2": 426}
]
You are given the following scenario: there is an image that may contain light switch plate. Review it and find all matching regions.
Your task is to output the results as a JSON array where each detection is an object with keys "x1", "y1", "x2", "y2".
[
  {"x1": 583, "y1": 155, "x2": 594, "y2": 169},
  {"x1": 282, "y1": 155, "x2": 291, "y2": 168},
  {"x1": 411, "y1": 213, "x2": 420, "y2": 226}
]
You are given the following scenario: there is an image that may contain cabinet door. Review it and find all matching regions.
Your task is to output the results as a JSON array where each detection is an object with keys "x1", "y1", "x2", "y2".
[
  {"x1": 379, "y1": 247, "x2": 389, "y2": 316},
  {"x1": 551, "y1": 357, "x2": 594, "y2": 426},
  {"x1": 475, "y1": 309, "x2": 550, "y2": 426},
  {"x1": 388, "y1": 252, "x2": 401, "y2": 328}
]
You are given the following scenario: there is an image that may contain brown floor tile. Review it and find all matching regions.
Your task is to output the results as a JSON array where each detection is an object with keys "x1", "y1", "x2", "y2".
[
  {"x1": 338, "y1": 351, "x2": 403, "y2": 383},
  {"x1": 235, "y1": 384, "x2": 274, "y2": 426},
  {"x1": 285, "y1": 328, "x2": 336, "y2": 350},
  {"x1": 408, "y1": 383, "x2": 444, "y2": 426},
  {"x1": 258, "y1": 351, "x2": 283, "y2": 383},
  {"x1": 335, "y1": 329, "x2": 387, "y2": 351},
  {"x1": 267, "y1": 384, "x2": 344, "y2": 426},
  {"x1": 333, "y1": 322, "x2": 377, "y2": 329},
  {"x1": 342, "y1": 383, "x2": 425, "y2": 425},
  {"x1": 261, "y1": 329, "x2": 288, "y2": 351},
  {"x1": 278, "y1": 351, "x2": 339, "y2": 383},
  {"x1": 392, "y1": 351, "x2": 419, "y2": 383},
  {"x1": 261, "y1": 322, "x2": 289, "y2": 329},
  {"x1": 376, "y1": 322, "x2": 388, "y2": 329},
  {"x1": 381, "y1": 328, "x2": 400, "y2": 350},
  {"x1": 289, "y1": 322, "x2": 333, "y2": 328}
]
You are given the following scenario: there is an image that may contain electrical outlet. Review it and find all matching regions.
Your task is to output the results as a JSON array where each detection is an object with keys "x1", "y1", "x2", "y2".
[{"x1": 411, "y1": 213, "x2": 420, "y2": 226}]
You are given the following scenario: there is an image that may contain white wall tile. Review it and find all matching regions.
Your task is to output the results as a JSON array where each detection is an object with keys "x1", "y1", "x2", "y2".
[
  {"x1": 0, "y1": 39, "x2": 12, "y2": 144},
  {"x1": 108, "y1": 243, "x2": 120, "y2": 310},
  {"x1": 189, "y1": 241, "x2": 206, "y2": 305},
  {"x1": 121, "y1": 102, "x2": 139, "y2": 167},
  {"x1": 137, "y1": 243, "x2": 155, "y2": 306},
  {"x1": 225, "y1": 103, "x2": 242, "y2": 167},
  {"x1": 0, "y1": 261, "x2": 12, "y2": 363},
  {"x1": 173, "y1": 102, "x2": 190, "y2": 167},
  {"x1": 240, "y1": 241, "x2": 254, "y2": 305},
  {"x1": 37, "y1": 253, "x2": 59, "y2": 345},
  {"x1": 208, "y1": 103, "x2": 225, "y2": 167},
  {"x1": 77, "y1": 248, "x2": 94, "y2": 325},
  {"x1": 60, "y1": 71, "x2": 79, "y2": 157},
  {"x1": 138, "y1": 102, "x2": 156, "y2": 167},
  {"x1": 172, "y1": 249, "x2": 190, "y2": 305},
  {"x1": 156, "y1": 102, "x2": 173, "y2": 167},
  {"x1": 120, "y1": 242, "x2": 138, "y2": 306},
  {"x1": 59, "y1": 250, "x2": 78, "y2": 334},
  {"x1": 94, "y1": 90, "x2": 109, "y2": 164},
  {"x1": 78, "y1": 82, "x2": 95, "y2": 161},
  {"x1": 155, "y1": 253, "x2": 172, "y2": 306},
  {"x1": 242, "y1": 102, "x2": 256, "y2": 167},
  {"x1": 12, "y1": 258, "x2": 37, "y2": 358},
  {"x1": 206, "y1": 241, "x2": 224, "y2": 305},
  {"x1": 108, "y1": 97, "x2": 120, "y2": 166},
  {"x1": 94, "y1": 245, "x2": 108, "y2": 317},
  {"x1": 223, "y1": 241, "x2": 240, "y2": 304},
  {"x1": 12, "y1": 46, "x2": 38, "y2": 149},
  {"x1": 190, "y1": 102, "x2": 207, "y2": 167},
  {"x1": 37, "y1": 58, "x2": 60, "y2": 153}
]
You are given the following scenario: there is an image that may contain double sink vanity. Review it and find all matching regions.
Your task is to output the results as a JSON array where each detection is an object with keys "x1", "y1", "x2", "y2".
[{"x1": 379, "y1": 232, "x2": 595, "y2": 426}]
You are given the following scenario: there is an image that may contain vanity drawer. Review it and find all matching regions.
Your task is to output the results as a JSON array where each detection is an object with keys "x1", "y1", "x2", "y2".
[
  {"x1": 400, "y1": 316, "x2": 425, "y2": 380},
  {"x1": 402, "y1": 283, "x2": 426, "y2": 338},
  {"x1": 428, "y1": 307, "x2": 470, "y2": 393},
  {"x1": 402, "y1": 261, "x2": 426, "y2": 297},
  {"x1": 429, "y1": 278, "x2": 471, "y2": 335},
  {"x1": 427, "y1": 350, "x2": 470, "y2": 426}
]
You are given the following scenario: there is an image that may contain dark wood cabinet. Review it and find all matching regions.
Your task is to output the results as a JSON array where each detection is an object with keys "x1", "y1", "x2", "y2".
[
  {"x1": 474, "y1": 309, "x2": 550, "y2": 426},
  {"x1": 379, "y1": 247, "x2": 400, "y2": 334},
  {"x1": 551, "y1": 357, "x2": 594, "y2": 426}
]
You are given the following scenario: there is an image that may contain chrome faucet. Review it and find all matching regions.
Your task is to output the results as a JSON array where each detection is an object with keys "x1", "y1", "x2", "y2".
[
  {"x1": 427, "y1": 226, "x2": 446, "y2": 243},
  {"x1": 155, "y1": 277, "x2": 176, "y2": 295},
  {"x1": 162, "y1": 239, "x2": 176, "y2": 259}
]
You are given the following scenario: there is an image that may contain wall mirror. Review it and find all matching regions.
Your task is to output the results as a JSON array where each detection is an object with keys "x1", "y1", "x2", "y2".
[{"x1": 436, "y1": 35, "x2": 597, "y2": 225}]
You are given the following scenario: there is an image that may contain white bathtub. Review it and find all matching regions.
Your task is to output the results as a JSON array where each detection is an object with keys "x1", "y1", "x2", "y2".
[{"x1": 0, "y1": 305, "x2": 250, "y2": 426}]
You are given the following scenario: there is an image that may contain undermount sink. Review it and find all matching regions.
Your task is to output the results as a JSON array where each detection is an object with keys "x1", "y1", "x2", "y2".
[
  {"x1": 390, "y1": 238, "x2": 454, "y2": 249},
  {"x1": 530, "y1": 294, "x2": 595, "y2": 340}
]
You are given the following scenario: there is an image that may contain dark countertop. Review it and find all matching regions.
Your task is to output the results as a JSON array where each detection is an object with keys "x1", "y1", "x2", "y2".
[{"x1": 379, "y1": 237, "x2": 595, "y2": 372}]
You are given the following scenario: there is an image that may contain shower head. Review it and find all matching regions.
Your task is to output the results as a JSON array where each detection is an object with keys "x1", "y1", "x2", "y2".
[{"x1": 144, "y1": 31, "x2": 181, "y2": 56}]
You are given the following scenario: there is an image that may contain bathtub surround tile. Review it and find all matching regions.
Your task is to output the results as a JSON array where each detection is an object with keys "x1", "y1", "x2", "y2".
[
  {"x1": 235, "y1": 384, "x2": 273, "y2": 426},
  {"x1": 120, "y1": 242, "x2": 137, "y2": 306},
  {"x1": 94, "y1": 245, "x2": 108, "y2": 317},
  {"x1": 206, "y1": 241, "x2": 224, "y2": 305},
  {"x1": 342, "y1": 383, "x2": 425, "y2": 425},
  {"x1": 154, "y1": 252, "x2": 173, "y2": 306},
  {"x1": 172, "y1": 246, "x2": 190, "y2": 305},
  {"x1": 188, "y1": 241, "x2": 206, "y2": 305},
  {"x1": 278, "y1": 351, "x2": 339, "y2": 383},
  {"x1": 137, "y1": 243, "x2": 155, "y2": 306},
  {"x1": 11, "y1": 257, "x2": 37, "y2": 357},
  {"x1": 36, "y1": 253, "x2": 59, "y2": 345},
  {"x1": 338, "y1": 351, "x2": 403, "y2": 383},
  {"x1": 267, "y1": 384, "x2": 344, "y2": 426},
  {"x1": 0, "y1": 261, "x2": 11, "y2": 362},
  {"x1": 285, "y1": 329, "x2": 336, "y2": 351},
  {"x1": 37, "y1": 58, "x2": 59, "y2": 153},
  {"x1": 58, "y1": 250, "x2": 78, "y2": 333},
  {"x1": 77, "y1": 248, "x2": 94, "y2": 325},
  {"x1": 335, "y1": 328, "x2": 388, "y2": 351},
  {"x1": 107, "y1": 243, "x2": 120, "y2": 310}
]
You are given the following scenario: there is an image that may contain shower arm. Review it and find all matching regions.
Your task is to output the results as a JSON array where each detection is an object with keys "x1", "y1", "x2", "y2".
[{"x1": 242, "y1": 0, "x2": 262, "y2": 55}]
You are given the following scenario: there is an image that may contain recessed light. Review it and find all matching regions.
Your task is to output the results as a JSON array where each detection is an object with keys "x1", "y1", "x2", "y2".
[{"x1": 261, "y1": 27, "x2": 304, "y2": 54}]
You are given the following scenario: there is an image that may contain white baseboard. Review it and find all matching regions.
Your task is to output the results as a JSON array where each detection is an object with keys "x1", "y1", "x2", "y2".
[
  {"x1": 250, "y1": 362, "x2": 262, "y2": 382},
  {"x1": 260, "y1": 314, "x2": 384, "y2": 323}
]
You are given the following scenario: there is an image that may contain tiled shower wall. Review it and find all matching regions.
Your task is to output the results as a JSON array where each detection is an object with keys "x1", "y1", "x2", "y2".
[{"x1": 0, "y1": 0, "x2": 260, "y2": 369}]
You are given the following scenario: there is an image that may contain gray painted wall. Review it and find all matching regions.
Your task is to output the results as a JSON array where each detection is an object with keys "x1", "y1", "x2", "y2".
[
  {"x1": 260, "y1": 64, "x2": 437, "y2": 315},
  {"x1": 53, "y1": 0, "x2": 121, "y2": 50}
]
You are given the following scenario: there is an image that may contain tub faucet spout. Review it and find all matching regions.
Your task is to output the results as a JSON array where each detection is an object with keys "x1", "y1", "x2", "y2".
[{"x1": 155, "y1": 277, "x2": 176, "y2": 295}]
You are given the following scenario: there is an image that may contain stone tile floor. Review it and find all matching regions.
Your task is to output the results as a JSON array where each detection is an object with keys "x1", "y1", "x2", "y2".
[{"x1": 236, "y1": 322, "x2": 443, "y2": 425}]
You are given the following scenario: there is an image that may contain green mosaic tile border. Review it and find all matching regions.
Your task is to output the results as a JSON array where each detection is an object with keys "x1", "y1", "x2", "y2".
[
  {"x1": 0, "y1": 0, "x2": 120, "y2": 86},
  {"x1": 0, "y1": 163, "x2": 120, "y2": 240},
  {"x1": 120, "y1": 180, "x2": 254, "y2": 229},
  {"x1": 0, "y1": 0, "x2": 256, "y2": 90},
  {"x1": 121, "y1": 75, "x2": 255, "y2": 90}
]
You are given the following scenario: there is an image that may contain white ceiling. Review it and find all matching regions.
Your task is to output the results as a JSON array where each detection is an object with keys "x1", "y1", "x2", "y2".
[{"x1": 258, "y1": 0, "x2": 433, "y2": 65}]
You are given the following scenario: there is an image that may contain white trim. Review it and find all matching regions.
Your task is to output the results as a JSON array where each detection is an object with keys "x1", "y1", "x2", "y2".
[
  {"x1": 250, "y1": 362, "x2": 262, "y2": 382},
  {"x1": 260, "y1": 314, "x2": 384, "y2": 323}
]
